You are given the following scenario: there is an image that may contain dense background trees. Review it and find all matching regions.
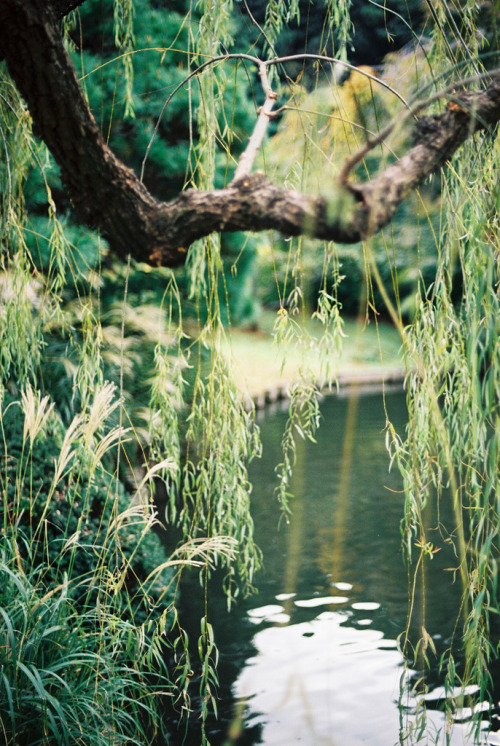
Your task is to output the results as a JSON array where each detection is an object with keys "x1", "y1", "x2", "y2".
[{"x1": 0, "y1": 1, "x2": 500, "y2": 744}]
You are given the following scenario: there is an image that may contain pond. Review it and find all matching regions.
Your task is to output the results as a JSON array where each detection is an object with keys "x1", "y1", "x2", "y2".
[{"x1": 172, "y1": 388, "x2": 498, "y2": 745}]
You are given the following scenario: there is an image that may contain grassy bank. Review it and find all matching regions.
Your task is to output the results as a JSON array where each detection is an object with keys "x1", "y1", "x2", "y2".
[{"x1": 223, "y1": 311, "x2": 405, "y2": 401}]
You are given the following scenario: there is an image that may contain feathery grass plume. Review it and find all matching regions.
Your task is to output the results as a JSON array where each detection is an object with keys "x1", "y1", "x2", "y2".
[
  {"x1": 52, "y1": 413, "x2": 84, "y2": 485},
  {"x1": 82, "y1": 381, "x2": 121, "y2": 449},
  {"x1": 136, "y1": 456, "x2": 179, "y2": 498},
  {"x1": 89, "y1": 424, "x2": 131, "y2": 473},
  {"x1": 145, "y1": 536, "x2": 238, "y2": 582},
  {"x1": 20, "y1": 385, "x2": 55, "y2": 449}
]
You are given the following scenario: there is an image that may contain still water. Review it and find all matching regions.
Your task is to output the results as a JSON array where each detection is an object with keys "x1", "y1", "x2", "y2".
[{"x1": 174, "y1": 388, "x2": 497, "y2": 745}]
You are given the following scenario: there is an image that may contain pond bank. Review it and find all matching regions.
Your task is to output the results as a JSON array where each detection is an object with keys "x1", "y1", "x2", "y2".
[{"x1": 246, "y1": 366, "x2": 407, "y2": 410}]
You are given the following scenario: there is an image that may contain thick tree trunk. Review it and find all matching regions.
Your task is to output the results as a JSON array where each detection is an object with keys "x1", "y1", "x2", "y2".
[
  {"x1": 0, "y1": 0, "x2": 181, "y2": 265},
  {"x1": 0, "y1": 0, "x2": 499, "y2": 269}
]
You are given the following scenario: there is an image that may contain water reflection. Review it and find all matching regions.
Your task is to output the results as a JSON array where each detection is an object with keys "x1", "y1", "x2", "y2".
[
  {"x1": 235, "y1": 610, "x2": 405, "y2": 745},
  {"x1": 173, "y1": 388, "x2": 495, "y2": 745}
]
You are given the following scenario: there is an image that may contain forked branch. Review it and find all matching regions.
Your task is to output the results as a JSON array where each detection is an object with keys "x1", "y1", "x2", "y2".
[{"x1": 1, "y1": 0, "x2": 500, "y2": 269}]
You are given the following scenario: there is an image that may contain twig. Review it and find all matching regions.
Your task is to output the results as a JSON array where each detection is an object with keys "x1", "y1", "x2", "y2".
[
  {"x1": 338, "y1": 66, "x2": 500, "y2": 186},
  {"x1": 230, "y1": 53, "x2": 413, "y2": 183},
  {"x1": 232, "y1": 63, "x2": 277, "y2": 182},
  {"x1": 267, "y1": 54, "x2": 411, "y2": 109}
]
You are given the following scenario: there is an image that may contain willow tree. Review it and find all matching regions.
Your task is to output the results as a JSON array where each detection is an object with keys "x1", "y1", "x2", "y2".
[{"x1": 0, "y1": 0, "x2": 499, "y2": 744}]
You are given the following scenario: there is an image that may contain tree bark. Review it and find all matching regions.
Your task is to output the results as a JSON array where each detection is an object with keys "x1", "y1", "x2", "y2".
[
  {"x1": 0, "y1": 0, "x2": 499, "y2": 269},
  {"x1": 53, "y1": 0, "x2": 88, "y2": 19}
]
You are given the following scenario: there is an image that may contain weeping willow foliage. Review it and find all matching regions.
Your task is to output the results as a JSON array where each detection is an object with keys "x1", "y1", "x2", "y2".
[
  {"x1": 324, "y1": 0, "x2": 353, "y2": 61},
  {"x1": 1, "y1": 0, "x2": 500, "y2": 743},
  {"x1": 397, "y1": 138, "x2": 500, "y2": 740},
  {"x1": 261, "y1": 0, "x2": 302, "y2": 58},
  {"x1": 113, "y1": 0, "x2": 135, "y2": 118},
  {"x1": 386, "y1": 6, "x2": 500, "y2": 741},
  {"x1": 3, "y1": 0, "x2": 266, "y2": 741}
]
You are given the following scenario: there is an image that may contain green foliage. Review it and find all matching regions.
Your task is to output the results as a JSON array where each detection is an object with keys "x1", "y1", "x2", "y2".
[
  {"x1": 386, "y1": 25, "x2": 500, "y2": 736},
  {"x1": 0, "y1": 543, "x2": 172, "y2": 746},
  {"x1": 274, "y1": 375, "x2": 321, "y2": 516},
  {"x1": 325, "y1": 0, "x2": 353, "y2": 62},
  {"x1": 0, "y1": 381, "x2": 178, "y2": 744},
  {"x1": 398, "y1": 131, "x2": 500, "y2": 703},
  {"x1": 1, "y1": 1, "x2": 267, "y2": 739},
  {"x1": 257, "y1": 52, "x2": 443, "y2": 318},
  {"x1": 248, "y1": 9, "x2": 500, "y2": 739}
]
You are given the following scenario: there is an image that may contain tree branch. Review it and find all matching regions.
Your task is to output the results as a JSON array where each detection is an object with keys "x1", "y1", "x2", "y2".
[
  {"x1": 231, "y1": 63, "x2": 277, "y2": 183},
  {"x1": 52, "y1": 0, "x2": 88, "y2": 19},
  {"x1": 1, "y1": 0, "x2": 500, "y2": 270}
]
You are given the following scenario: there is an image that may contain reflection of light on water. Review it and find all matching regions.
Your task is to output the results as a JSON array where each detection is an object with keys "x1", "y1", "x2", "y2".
[
  {"x1": 351, "y1": 601, "x2": 380, "y2": 611},
  {"x1": 247, "y1": 605, "x2": 290, "y2": 625},
  {"x1": 295, "y1": 596, "x2": 349, "y2": 608},
  {"x1": 331, "y1": 581, "x2": 353, "y2": 591},
  {"x1": 234, "y1": 603, "x2": 490, "y2": 746}
]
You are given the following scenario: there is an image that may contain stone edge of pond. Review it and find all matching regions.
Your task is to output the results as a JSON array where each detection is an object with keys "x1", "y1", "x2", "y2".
[{"x1": 244, "y1": 367, "x2": 408, "y2": 412}]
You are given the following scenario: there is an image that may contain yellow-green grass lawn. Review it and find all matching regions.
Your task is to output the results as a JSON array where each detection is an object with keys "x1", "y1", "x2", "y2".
[{"x1": 222, "y1": 310, "x2": 405, "y2": 401}]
